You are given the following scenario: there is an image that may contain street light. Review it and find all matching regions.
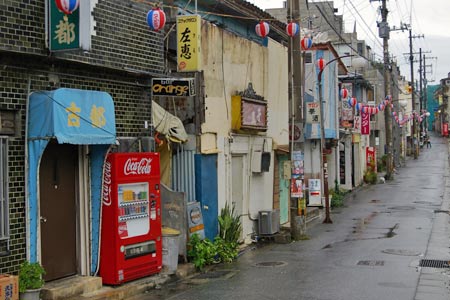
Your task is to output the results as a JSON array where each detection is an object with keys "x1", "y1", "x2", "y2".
[{"x1": 316, "y1": 54, "x2": 358, "y2": 224}]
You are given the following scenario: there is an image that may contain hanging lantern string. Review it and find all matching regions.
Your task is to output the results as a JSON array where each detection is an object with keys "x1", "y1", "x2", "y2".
[
  {"x1": 346, "y1": 94, "x2": 429, "y2": 125},
  {"x1": 132, "y1": 0, "x2": 309, "y2": 23}
]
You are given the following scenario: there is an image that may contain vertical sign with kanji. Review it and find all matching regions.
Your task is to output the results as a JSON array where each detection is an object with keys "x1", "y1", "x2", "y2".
[
  {"x1": 177, "y1": 15, "x2": 202, "y2": 72},
  {"x1": 48, "y1": 0, "x2": 80, "y2": 51},
  {"x1": 306, "y1": 102, "x2": 321, "y2": 139},
  {"x1": 354, "y1": 115, "x2": 361, "y2": 133},
  {"x1": 361, "y1": 112, "x2": 370, "y2": 135}
]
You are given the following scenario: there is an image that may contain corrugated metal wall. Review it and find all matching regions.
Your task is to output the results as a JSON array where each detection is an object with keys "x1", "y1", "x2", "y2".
[{"x1": 172, "y1": 147, "x2": 196, "y2": 202}]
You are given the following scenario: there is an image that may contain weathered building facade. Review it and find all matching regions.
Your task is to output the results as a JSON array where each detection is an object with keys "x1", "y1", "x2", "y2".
[{"x1": 0, "y1": 0, "x2": 166, "y2": 281}]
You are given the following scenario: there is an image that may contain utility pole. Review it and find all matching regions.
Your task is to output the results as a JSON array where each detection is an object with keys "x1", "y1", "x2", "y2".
[
  {"x1": 423, "y1": 56, "x2": 437, "y2": 131},
  {"x1": 408, "y1": 29, "x2": 424, "y2": 159},
  {"x1": 288, "y1": 0, "x2": 304, "y2": 240},
  {"x1": 378, "y1": 0, "x2": 393, "y2": 179},
  {"x1": 389, "y1": 23, "x2": 408, "y2": 169},
  {"x1": 419, "y1": 48, "x2": 423, "y2": 135},
  {"x1": 423, "y1": 54, "x2": 428, "y2": 132}
]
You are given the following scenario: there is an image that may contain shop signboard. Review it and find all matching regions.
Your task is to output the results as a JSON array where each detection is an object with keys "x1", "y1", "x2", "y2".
[
  {"x1": 308, "y1": 179, "x2": 322, "y2": 206},
  {"x1": 361, "y1": 112, "x2": 370, "y2": 135},
  {"x1": 177, "y1": 15, "x2": 202, "y2": 72},
  {"x1": 151, "y1": 78, "x2": 196, "y2": 97},
  {"x1": 366, "y1": 147, "x2": 377, "y2": 172}
]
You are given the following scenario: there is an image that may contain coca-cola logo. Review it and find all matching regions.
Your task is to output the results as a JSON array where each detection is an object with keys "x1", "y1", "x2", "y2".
[
  {"x1": 102, "y1": 161, "x2": 112, "y2": 206},
  {"x1": 124, "y1": 158, "x2": 152, "y2": 175}
]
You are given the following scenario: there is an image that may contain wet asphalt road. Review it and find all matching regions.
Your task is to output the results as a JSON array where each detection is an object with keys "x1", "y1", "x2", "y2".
[{"x1": 135, "y1": 134, "x2": 448, "y2": 300}]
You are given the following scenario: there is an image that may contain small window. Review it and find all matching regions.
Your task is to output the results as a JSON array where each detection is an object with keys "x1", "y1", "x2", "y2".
[
  {"x1": 357, "y1": 43, "x2": 363, "y2": 56},
  {"x1": 304, "y1": 52, "x2": 312, "y2": 63},
  {"x1": 0, "y1": 137, "x2": 9, "y2": 255}
]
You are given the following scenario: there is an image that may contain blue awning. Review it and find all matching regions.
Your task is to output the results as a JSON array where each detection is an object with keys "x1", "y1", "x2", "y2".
[
  {"x1": 28, "y1": 88, "x2": 116, "y2": 144},
  {"x1": 27, "y1": 88, "x2": 116, "y2": 263}
]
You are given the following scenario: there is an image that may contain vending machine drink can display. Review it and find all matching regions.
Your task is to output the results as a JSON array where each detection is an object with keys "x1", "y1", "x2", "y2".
[{"x1": 99, "y1": 152, "x2": 162, "y2": 285}]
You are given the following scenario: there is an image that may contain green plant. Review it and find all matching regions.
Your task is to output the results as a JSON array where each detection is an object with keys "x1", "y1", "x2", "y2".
[
  {"x1": 329, "y1": 186, "x2": 348, "y2": 208},
  {"x1": 377, "y1": 155, "x2": 387, "y2": 172},
  {"x1": 187, "y1": 234, "x2": 218, "y2": 270},
  {"x1": 363, "y1": 170, "x2": 378, "y2": 184},
  {"x1": 188, "y1": 234, "x2": 240, "y2": 270},
  {"x1": 214, "y1": 237, "x2": 238, "y2": 263},
  {"x1": 18, "y1": 261, "x2": 45, "y2": 293},
  {"x1": 218, "y1": 202, "x2": 242, "y2": 244},
  {"x1": 188, "y1": 203, "x2": 242, "y2": 270}
]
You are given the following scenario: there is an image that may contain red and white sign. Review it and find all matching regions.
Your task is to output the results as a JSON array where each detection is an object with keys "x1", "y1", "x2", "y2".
[
  {"x1": 443, "y1": 123, "x2": 449, "y2": 137},
  {"x1": 102, "y1": 161, "x2": 112, "y2": 206},
  {"x1": 361, "y1": 112, "x2": 370, "y2": 135},
  {"x1": 118, "y1": 222, "x2": 128, "y2": 238},
  {"x1": 124, "y1": 158, "x2": 152, "y2": 176},
  {"x1": 366, "y1": 147, "x2": 376, "y2": 172}
]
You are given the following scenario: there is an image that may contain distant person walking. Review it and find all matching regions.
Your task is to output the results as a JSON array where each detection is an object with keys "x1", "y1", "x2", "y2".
[{"x1": 426, "y1": 136, "x2": 432, "y2": 148}]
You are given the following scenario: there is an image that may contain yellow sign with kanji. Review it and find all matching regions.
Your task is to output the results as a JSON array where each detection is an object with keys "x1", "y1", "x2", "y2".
[{"x1": 176, "y1": 15, "x2": 202, "y2": 72}]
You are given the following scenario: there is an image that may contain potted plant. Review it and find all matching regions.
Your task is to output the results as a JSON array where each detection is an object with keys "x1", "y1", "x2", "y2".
[{"x1": 18, "y1": 261, "x2": 45, "y2": 300}]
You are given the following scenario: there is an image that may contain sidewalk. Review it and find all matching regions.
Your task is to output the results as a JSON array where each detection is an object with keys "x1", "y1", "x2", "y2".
[{"x1": 414, "y1": 139, "x2": 450, "y2": 300}]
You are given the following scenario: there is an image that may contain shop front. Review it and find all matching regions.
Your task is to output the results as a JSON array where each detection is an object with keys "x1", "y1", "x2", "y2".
[{"x1": 26, "y1": 88, "x2": 116, "y2": 281}]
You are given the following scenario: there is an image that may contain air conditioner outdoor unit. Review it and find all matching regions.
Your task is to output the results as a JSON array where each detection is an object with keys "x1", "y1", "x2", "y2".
[{"x1": 258, "y1": 210, "x2": 280, "y2": 235}]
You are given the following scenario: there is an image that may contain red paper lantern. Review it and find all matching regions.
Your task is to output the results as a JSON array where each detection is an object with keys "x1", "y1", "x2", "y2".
[
  {"x1": 301, "y1": 36, "x2": 312, "y2": 50},
  {"x1": 316, "y1": 58, "x2": 325, "y2": 71},
  {"x1": 147, "y1": 8, "x2": 166, "y2": 31},
  {"x1": 286, "y1": 22, "x2": 299, "y2": 37},
  {"x1": 340, "y1": 88, "x2": 348, "y2": 99},
  {"x1": 255, "y1": 21, "x2": 270, "y2": 38}
]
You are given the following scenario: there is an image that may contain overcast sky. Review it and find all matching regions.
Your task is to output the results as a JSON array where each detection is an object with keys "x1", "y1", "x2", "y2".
[{"x1": 252, "y1": 0, "x2": 450, "y2": 84}]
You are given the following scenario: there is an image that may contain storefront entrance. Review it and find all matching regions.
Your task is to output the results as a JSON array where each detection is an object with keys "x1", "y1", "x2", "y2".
[{"x1": 40, "y1": 141, "x2": 78, "y2": 281}]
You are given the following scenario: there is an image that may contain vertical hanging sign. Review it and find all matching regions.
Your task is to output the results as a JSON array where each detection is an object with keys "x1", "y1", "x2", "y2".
[
  {"x1": 361, "y1": 112, "x2": 370, "y2": 135},
  {"x1": 48, "y1": 0, "x2": 80, "y2": 51},
  {"x1": 176, "y1": 15, "x2": 202, "y2": 72}
]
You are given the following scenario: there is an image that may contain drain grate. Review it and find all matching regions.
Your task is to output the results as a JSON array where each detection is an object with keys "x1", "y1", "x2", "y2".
[
  {"x1": 419, "y1": 259, "x2": 450, "y2": 268},
  {"x1": 357, "y1": 260, "x2": 384, "y2": 266}
]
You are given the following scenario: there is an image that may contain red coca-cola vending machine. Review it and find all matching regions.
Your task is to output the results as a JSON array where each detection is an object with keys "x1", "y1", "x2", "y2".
[{"x1": 99, "y1": 152, "x2": 162, "y2": 285}]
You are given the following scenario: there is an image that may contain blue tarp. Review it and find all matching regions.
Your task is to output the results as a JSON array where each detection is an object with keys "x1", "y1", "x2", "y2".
[{"x1": 27, "y1": 88, "x2": 116, "y2": 265}]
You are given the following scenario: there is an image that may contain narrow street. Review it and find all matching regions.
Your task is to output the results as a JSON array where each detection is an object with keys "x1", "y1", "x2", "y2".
[{"x1": 133, "y1": 134, "x2": 450, "y2": 300}]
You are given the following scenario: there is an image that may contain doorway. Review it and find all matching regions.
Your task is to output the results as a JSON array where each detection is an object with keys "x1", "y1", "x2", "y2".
[
  {"x1": 39, "y1": 141, "x2": 78, "y2": 281},
  {"x1": 231, "y1": 156, "x2": 246, "y2": 241}
]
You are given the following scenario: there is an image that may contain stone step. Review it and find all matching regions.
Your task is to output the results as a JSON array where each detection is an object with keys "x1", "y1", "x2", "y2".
[
  {"x1": 305, "y1": 206, "x2": 322, "y2": 223},
  {"x1": 41, "y1": 275, "x2": 102, "y2": 300}
]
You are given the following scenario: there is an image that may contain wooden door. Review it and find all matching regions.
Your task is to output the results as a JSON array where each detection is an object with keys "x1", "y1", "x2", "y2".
[{"x1": 40, "y1": 141, "x2": 78, "y2": 281}]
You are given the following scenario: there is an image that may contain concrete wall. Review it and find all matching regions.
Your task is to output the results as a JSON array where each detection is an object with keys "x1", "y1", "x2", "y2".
[{"x1": 199, "y1": 22, "x2": 288, "y2": 242}]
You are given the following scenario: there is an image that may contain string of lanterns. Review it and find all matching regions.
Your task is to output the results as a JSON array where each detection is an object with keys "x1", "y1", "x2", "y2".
[
  {"x1": 144, "y1": 4, "x2": 315, "y2": 50},
  {"x1": 341, "y1": 89, "x2": 429, "y2": 126},
  {"x1": 57, "y1": 0, "x2": 428, "y2": 130}
]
